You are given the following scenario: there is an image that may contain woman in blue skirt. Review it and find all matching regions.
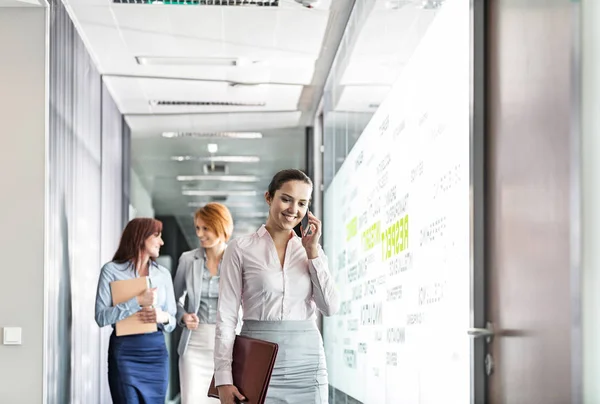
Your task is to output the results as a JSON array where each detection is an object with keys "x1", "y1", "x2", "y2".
[
  {"x1": 215, "y1": 169, "x2": 340, "y2": 404},
  {"x1": 95, "y1": 218, "x2": 177, "y2": 404}
]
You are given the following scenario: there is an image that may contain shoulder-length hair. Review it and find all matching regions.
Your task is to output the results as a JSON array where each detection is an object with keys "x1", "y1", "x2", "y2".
[
  {"x1": 113, "y1": 218, "x2": 163, "y2": 267},
  {"x1": 194, "y1": 202, "x2": 234, "y2": 242}
]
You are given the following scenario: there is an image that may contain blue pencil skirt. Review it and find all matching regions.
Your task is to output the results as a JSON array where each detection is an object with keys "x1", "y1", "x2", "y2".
[
  {"x1": 240, "y1": 320, "x2": 329, "y2": 404},
  {"x1": 108, "y1": 330, "x2": 169, "y2": 404}
]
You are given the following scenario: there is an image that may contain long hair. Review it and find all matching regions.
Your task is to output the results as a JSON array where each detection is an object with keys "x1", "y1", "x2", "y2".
[
  {"x1": 113, "y1": 218, "x2": 163, "y2": 267},
  {"x1": 195, "y1": 202, "x2": 234, "y2": 242}
]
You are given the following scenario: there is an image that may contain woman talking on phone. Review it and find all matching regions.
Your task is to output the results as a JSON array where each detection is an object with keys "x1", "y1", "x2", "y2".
[
  {"x1": 214, "y1": 169, "x2": 340, "y2": 404},
  {"x1": 94, "y1": 217, "x2": 177, "y2": 404}
]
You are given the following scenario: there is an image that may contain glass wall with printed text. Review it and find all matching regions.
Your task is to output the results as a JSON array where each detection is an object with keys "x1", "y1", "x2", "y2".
[{"x1": 321, "y1": 1, "x2": 472, "y2": 403}]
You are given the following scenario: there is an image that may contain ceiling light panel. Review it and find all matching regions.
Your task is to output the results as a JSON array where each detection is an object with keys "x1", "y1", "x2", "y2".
[
  {"x1": 74, "y1": 7, "x2": 329, "y2": 121},
  {"x1": 182, "y1": 190, "x2": 257, "y2": 197},
  {"x1": 171, "y1": 155, "x2": 261, "y2": 163},
  {"x1": 177, "y1": 175, "x2": 260, "y2": 182},
  {"x1": 188, "y1": 201, "x2": 255, "y2": 208},
  {"x1": 162, "y1": 132, "x2": 263, "y2": 139}
]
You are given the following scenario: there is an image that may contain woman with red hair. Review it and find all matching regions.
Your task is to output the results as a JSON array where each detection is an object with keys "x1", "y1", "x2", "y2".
[
  {"x1": 173, "y1": 202, "x2": 234, "y2": 403},
  {"x1": 94, "y1": 217, "x2": 177, "y2": 404}
]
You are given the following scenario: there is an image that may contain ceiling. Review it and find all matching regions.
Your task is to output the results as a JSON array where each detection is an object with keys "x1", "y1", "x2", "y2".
[
  {"x1": 332, "y1": 0, "x2": 438, "y2": 113},
  {"x1": 322, "y1": 0, "x2": 440, "y2": 171},
  {"x1": 131, "y1": 127, "x2": 307, "y2": 241},
  {"x1": 0, "y1": 0, "x2": 44, "y2": 7},
  {"x1": 61, "y1": 0, "x2": 441, "y2": 245}
]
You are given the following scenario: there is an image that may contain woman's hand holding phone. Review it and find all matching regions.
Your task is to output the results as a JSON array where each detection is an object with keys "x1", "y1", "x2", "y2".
[{"x1": 301, "y1": 211, "x2": 321, "y2": 259}]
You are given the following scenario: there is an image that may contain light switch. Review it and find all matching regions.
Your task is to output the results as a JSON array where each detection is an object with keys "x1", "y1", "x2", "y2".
[{"x1": 3, "y1": 327, "x2": 22, "y2": 345}]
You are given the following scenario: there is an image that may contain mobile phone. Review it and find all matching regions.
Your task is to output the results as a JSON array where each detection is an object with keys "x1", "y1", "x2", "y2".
[{"x1": 301, "y1": 210, "x2": 312, "y2": 236}]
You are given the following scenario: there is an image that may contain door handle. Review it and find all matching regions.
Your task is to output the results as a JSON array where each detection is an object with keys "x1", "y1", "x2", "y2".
[{"x1": 467, "y1": 321, "x2": 494, "y2": 343}]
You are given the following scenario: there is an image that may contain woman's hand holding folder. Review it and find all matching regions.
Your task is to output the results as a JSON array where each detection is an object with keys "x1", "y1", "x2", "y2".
[
  {"x1": 217, "y1": 385, "x2": 246, "y2": 404},
  {"x1": 136, "y1": 287, "x2": 168, "y2": 324},
  {"x1": 138, "y1": 307, "x2": 169, "y2": 324},
  {"x1": 136, "y1": 287, "x2": 157, "y2": 307}
]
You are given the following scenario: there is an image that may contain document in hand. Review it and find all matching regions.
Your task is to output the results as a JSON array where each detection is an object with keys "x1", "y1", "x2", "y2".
[
  {"x1": 207, "y1": 335, "x2": 279, "y2": 404},
  {"x1": 110, "y1": 276, "x2": 157, "y2": 336}
]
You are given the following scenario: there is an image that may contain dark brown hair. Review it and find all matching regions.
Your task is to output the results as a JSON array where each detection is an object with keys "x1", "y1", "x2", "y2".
[
  {"x1": 267, "y1": 169, "x2": 313, "y2": 198},
  {"x1": 113, "y1": 218, "x2": 163, "y2": 266},
  {"x1": 194, "y1": 202, "x2": 234, "y2": 242}
]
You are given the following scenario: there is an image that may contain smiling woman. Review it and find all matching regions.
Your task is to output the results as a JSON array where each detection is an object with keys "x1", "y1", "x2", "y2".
[
  {"x1": 214, "y1": 168, "x2": 340, "y2": 404},
  {"x1": 94, "y1": 217, "x2": 177, "y2": 404},
  {"x1": 173, "y1": 202, "x2": 235, "y2": 404},
  {"x1": 265, "y1": 169, "x2": 314, "y2": 236}
]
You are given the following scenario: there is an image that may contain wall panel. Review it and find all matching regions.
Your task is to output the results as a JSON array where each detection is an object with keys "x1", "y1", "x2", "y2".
[{"x1": 46, "y1": 1, "x2": 127, "y2": 402}]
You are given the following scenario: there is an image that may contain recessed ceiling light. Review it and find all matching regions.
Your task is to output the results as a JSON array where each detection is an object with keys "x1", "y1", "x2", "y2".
[
  {"x1": 207, "y1": 143, "x2": 219, "y2": 153},
  {"x1": 182, "y1": 190, "x2": 257, "y2": 197},
  {"x1": 170, "y1": 155, "x2": 261, "y2": 163},
  {"x1": 188, "y1": 201, "x2": 254, "y2": 208},
  {"x1": 177, "y1": 175, "x2": 259, "y2": 182},
  {"x1": 162, "y1": 132, "x2": 263, "y2": 139}
]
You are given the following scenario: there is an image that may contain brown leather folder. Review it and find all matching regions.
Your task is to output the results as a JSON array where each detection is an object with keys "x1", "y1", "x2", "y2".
[
  {"x1": 110, "y1": 276, "x2": 157, "y2": 336},
  {"x1": 207, "y1": 335, "x2": 279, "y2": 404}
]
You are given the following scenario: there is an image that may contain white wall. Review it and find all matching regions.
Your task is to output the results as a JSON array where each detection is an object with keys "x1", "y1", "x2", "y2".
[
  {"x1": 582, "y1": 1, "x2": 600, "y2": 401},
  {"x1": 130, "y1": 168, "x2": 155, "y2": 219},
  {"x1": 0, "y1": 7, "x2": 47, "y2": 403}
]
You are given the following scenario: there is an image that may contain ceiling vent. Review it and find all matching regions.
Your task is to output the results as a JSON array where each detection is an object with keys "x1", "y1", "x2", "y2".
[
  {"x1": 203, "y1": 163, "x2": 228, "y2": 175},
  {"x1": 113, "y1": 0, "x2": 278, "y2": 5},
  {"x1": 151, "y1": 100, "x2": 266, "y2": 107},
  {"x1": 210, "y1": 196, "x2": 228, "y2": 202}
]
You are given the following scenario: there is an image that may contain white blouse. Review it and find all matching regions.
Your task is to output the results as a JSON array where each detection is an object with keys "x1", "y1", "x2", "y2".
[{"x1": 214, "y1": 225, "x2": 339, "y2": 386}]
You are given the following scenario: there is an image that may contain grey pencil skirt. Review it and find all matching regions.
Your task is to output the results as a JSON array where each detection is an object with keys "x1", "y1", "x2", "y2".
[{"x1": 240, "y1": 320, "x2": 329, "y2": 404}]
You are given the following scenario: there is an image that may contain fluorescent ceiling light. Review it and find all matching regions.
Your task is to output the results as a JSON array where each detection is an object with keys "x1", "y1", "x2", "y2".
[
  {"x1": 135, "y1": 56, "x2": 256, "y2": 67},
  {"x1": 162, "y1": 132, "x2": 263, "y2": 139},
  {"x1": 177, "y1": 175, "x2": 259, "y2": 182},
  {"x1": 188, "y1": 201, "x2": 254, "y2": 208},
  {"x1": 171, "y1": 155, "x2": 260, "y2": 163},
  {"x1": 207, "y1": 143, "x2": 219, "y2": 154},
  {"x1": 182, "y1": 190, "x2": 257, "y2": 197}
]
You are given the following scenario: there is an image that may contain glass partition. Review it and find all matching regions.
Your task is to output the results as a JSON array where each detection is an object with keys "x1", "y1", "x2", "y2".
[{"x1": 321, "y1": 1, "x2": 472, "y2": 403}]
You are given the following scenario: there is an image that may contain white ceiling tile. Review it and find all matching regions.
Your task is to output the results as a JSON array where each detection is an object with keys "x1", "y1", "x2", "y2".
[
  {"x1": 125, "y1": 110, "x2": 302, "y2": 135},
  {"x1": 66, "y1": 5, "x2": 133, "y2": 71},
  {"x1": 104, "y1": 76, "x2": 303, "y2": 113},
  {"x1": 272, "y1": 10, "x2": 329, "y2": 55},
  {"x1": 0, "y1": 0, "x2": 42, "y2": 6},
  {"x1": 110, "y1": 6, "x2": 186, "y2": 56},
  {"x1": 335, "y1": 85, "x2": 390, "y2": 112},
  {"x1": 63, "y1": 0, "x2": 357, "y2": 219}
]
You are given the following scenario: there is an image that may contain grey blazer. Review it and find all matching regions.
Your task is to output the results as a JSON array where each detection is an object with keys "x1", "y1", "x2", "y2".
[{"x1": 173, "y1": 248, "x2": 206, "y2": 356}]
